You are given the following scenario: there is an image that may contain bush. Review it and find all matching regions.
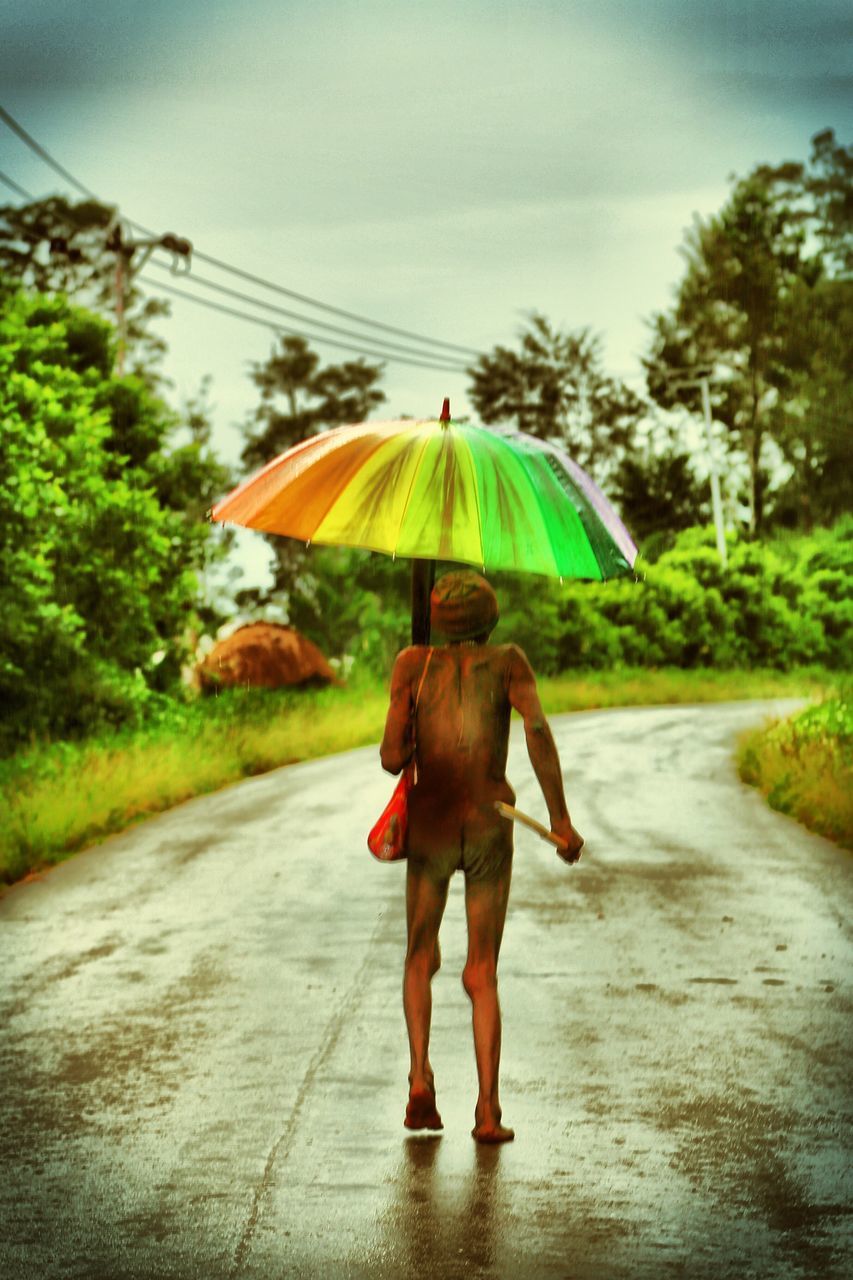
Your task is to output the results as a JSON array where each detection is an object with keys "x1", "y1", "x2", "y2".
[
  {"x1": 0, "y1": 287, "x2": 226, "y2": 752},
  {"x1": 550, "y1": 521, "x2": 851, "y2": 671}
]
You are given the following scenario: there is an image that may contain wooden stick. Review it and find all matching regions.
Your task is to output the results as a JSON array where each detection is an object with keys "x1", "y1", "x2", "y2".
[{"x1": 494, "y1": 801, "x2": 568, "y2": 850}]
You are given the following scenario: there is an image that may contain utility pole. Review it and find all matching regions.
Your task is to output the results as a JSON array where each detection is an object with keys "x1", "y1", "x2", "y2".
[
  {"x1": 106, "y1": 219, "x2": 192, "y2": 375},
  {"x1": 659, "y1": 366, "x2": 728, "y2": 566},
  {"x1": 699, "y1": 374, "x2": 727, "y2": 566}
]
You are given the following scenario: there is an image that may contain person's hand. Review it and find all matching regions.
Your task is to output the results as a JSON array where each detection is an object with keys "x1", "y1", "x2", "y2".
[{"x1": 552, "y1": 817, "x2": 584, "y2": 864}]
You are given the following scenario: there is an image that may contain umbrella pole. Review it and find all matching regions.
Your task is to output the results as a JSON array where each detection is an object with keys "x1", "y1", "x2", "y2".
[{"x1": 411, "y1": 558, "x2": 436, "y2": 646}]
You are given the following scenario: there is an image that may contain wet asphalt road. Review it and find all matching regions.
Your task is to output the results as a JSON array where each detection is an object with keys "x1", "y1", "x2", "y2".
[{"x1": 1, "y1": 700, "x2": 851, "y2": 1280}]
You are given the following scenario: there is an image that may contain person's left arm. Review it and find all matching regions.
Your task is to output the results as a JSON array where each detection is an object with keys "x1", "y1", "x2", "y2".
[{"x1": 379, "y1": 649, "x2": 416, "y2": 775}]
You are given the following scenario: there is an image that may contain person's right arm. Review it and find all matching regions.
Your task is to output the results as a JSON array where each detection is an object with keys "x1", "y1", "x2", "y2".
[
  {"x1": 379, "y1": 648, "x2": 415, "y2": 775},
  {"x1": 507, "y1": 645, "x2": 584, "y2": 863}
]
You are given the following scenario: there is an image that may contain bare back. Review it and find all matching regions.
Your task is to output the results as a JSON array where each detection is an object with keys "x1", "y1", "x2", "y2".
[{"x1": 414, "y1": 643, "x2": 515, "y2": 798}]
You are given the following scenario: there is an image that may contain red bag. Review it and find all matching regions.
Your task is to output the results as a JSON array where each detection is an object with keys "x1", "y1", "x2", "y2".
[
  {"x1": 368, "y1": 649, "x2": 434, "y2": 862},
  {"x1": 367, "y1": 768, "x2": 412, "y2": 861}
]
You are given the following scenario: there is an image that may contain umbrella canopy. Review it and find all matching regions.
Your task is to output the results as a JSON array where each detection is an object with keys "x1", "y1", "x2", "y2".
[{"x1": 212, "y1": 405, "x2": 637, "y2": 582}]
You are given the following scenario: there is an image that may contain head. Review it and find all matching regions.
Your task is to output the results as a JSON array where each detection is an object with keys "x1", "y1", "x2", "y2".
[{"x1": 430, "y1": 570, "x2": 499, "y2": 643}]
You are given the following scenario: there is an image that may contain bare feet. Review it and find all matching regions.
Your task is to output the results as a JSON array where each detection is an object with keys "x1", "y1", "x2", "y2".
[
  {"x1": 471, "y1": 1106, "x2": 514, "y2": 1143},
  {"x1": 404, "y1": 1087, "x2": 443, "y2": 1131},
  {"x1": 471, "y1": 1120, "x2": 515, "y2": 1143}
]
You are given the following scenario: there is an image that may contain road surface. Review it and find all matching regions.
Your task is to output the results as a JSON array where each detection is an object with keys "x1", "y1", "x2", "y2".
[{"x1": 1, "y1": 701, "x2": 850, "y2": 1279}]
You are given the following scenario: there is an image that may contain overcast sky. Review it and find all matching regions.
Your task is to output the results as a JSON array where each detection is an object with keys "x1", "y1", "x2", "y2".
[{"x1": 1, "y1": 0, "x2": 849, "y2": 579}]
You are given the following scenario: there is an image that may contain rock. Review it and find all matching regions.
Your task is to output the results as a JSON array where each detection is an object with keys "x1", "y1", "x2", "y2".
[{"x1": 196, "y1": 622, "x2": 338, "y2": 692}]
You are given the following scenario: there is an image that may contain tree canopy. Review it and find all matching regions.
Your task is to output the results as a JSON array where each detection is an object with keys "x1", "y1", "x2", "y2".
[
  {"x1": 239, "y1": 334, "x2": 386, "y2": 607},
  {"x1": 0, "y1": 284, "x2": 227, "y2": 749},
  {"x1": 241, "y1": 334, "x2": 385, "y2": 470},
  {"x1": 467, "y1": 313, "x2": 644, "y2": 485},
  {"x1": 646, "y1": 129, "x2": 852, "y2": 533},
  {"x1": 0, "y1": 195, "x2": 172, "y2": 380}
]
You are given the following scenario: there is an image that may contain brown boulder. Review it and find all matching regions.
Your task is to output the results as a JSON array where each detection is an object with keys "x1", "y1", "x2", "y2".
[{"x1": 197, "y1": 623, "x2": 338, "y2": 692}]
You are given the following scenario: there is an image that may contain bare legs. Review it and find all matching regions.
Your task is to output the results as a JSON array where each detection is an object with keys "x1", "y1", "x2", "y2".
[
  {"x1": 403, "y1": 864, "x2": 449, "y2": 1129},
  {"x1": 463, "y1": 866, "x2": 514, "y2": 1143},
  {"x1": 402, "y1": 860, "x2": 514, "y2": 1141}
]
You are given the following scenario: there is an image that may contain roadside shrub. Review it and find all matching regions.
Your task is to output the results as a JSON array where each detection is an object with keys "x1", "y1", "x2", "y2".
[
  {"x1": 738, "y1": 689, "x2": 852, "y2": 848},
  {"x1": 550, "y1": 521, "x2": 850, "y2": 671}
]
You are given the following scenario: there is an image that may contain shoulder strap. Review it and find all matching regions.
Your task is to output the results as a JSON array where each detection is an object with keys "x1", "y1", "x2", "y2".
[
  {"x1": 410, "y1": 647, "x2": 433, "y2": 784},
  {"x1": 414, "y1": 646, "x2": 433, "y2": 713}
]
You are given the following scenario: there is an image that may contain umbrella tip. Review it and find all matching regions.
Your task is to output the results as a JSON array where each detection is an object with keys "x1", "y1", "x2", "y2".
[{"x1": 440, "y1": 397, "x2": 451, "y2": 422}]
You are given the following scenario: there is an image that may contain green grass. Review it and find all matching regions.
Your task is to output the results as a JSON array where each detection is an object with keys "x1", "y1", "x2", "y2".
[
  {"x1": 537, "y1": 666, "x2": 830, "y2": 714},
  {"x1": 737, "y1": 690, "x2": 852, "y2": 850},
  {"x1": 0, "y1": 666, "x2": 835, "y2": 889},
  {"x1": 0, "y1": 682, "x2": 388, "y2": 888}
]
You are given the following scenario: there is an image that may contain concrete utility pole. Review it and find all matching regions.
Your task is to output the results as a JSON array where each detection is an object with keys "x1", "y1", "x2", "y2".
[
  {"x1": 660, "y1": 367, "x2": 728, "y2": 566},
  {"x1": 699, "y1": 375, "x2": 727, "y2": 566},
  {"x1": 106, "y1": 220, "x2": 192, "y2": 375}
]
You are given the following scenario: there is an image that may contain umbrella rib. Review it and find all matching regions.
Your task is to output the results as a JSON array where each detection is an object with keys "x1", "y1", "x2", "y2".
[
  {"x1": 524, "y1": 444, "x2": 599, "y2": 579},
  {"x1": 293, "y1": 423, "x2": 414, "y2": 543},
  {"x1": 516, "y1": 443, "x2": 570, "y2": 577},
  {"x1": 463, "y1": 432, "x2": 486, "y2": 570},
  {"x1": 391, "y1": 425, "x2": 436, "y2": 559},
  {"x1": 494, "y1": 428, "x2": 632, "y2": 579},
  {"x1": 485, "y1": 428, "x2": 564, "y2": 577},
  {"x1": 538, "y1": 440, "x2": 635, "y2": 577},
  {"x1": 536, "y1": 443, "x2": 605, "y2": 576}
]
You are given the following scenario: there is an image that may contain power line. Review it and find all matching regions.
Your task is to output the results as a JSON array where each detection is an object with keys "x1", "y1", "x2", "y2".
[
  {"x1": 0, "y1": 143, "x2": 649, "y2": 385},
  {"x1": 186, "y1": 248, "x2": 482, "y2": 359},
  {"x1": 145, "y1": 255, "x2": 472, "y2": 369},
  {"x1": 0, "y1": 102, "x2": 483, "y2": 361},
  {"x1": 0, "y1": 169, "x2": 34, "y2": 200},
  {"x1": 0, "y1": 105, "x2": 98, "y2": 201},
  {"x1": 139, "y1": 274, "x2": 473, "y2": 373}
]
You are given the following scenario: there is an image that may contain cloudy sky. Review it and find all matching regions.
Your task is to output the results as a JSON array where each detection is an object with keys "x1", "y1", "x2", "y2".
[{"x1": 1, "y1": 0, "x2": 849, "y2": 581}]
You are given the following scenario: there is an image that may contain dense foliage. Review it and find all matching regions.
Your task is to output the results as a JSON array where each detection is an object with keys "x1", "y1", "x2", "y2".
[{"x1": 0, "y1": 286, "x2": 227, "y2": 751}]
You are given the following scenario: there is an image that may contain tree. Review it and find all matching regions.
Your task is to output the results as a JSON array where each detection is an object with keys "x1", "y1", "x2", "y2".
[
  {"x1": 646, "y1": 172, "x2": 813, "y2": 532},
  {"x1": 284, "y1": 545, "x2": 411, "y2": 674},
  {"x1": 646, "y1": 130, "x2": 852, "y2": 533},
  {"x1": 765, "y1": 273, "x2": 852, "y2": 527},
  {"x1": 0, "y1": 195, "x2": 170, "y2": 379},
  {"x1": 467, "y1": 313, "x2": 644, "y2": 485},
  {"x1": 611, "y1": 444, "x2": 709, "y2": 554},
  {"x1": 804, "y1": 128, "x2": 853, "y2": 278},
  {"x1": 242, "y1": 335, "x2": 385, "y2": 468},
  {"x1": 240, "y1": 335, "x2": 385, "y2": 603},
  {"x1": 0, "y1": 285, "x2": 228, "y2": 748}
]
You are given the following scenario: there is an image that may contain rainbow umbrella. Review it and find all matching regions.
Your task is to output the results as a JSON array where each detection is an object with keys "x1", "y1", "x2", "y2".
[{"x1": 212, "y1": 401, "x2": 637, "y2": 640}]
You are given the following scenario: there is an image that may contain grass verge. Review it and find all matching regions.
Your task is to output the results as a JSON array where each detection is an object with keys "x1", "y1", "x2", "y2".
[
  {"x1": 737, "y1": 689, "x2": 852, "y2": 850},
  {"x1": 1, "y1": 666, "x2": 834, "y2": 888}
]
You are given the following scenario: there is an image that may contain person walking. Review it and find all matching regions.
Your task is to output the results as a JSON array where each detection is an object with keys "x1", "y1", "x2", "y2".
[{"x1": 380, "y1": 570, "x2": 584, "y2": 1143}]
